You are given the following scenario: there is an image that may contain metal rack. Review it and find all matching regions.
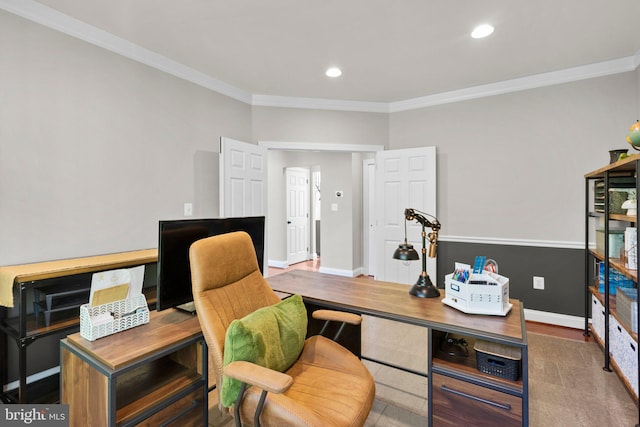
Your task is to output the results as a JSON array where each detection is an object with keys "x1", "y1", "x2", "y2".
[{"x1": 584, "y1": 155, "x2": 640, "y2": 425}]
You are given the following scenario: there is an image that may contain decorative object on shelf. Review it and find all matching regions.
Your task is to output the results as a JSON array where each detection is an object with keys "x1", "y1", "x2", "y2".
[
  {"x1": 625, "y1": 227, "x2": 637, "y2": 270},
  {"x1": 621, "y1": 190, "x2": 637, "y2": 216},
  {"x1": 625, "y1": 120, "x2": 640, "y2": 149},
  {"x1": 392, "y1": 208, "x2": 441, "y2": 298},
  {"x1": 610, "y1": 148, "x2": 629, "y2": 163}
]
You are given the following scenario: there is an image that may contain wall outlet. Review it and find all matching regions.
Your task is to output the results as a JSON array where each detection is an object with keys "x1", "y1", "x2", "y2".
[
  {"x1": 533, "y1": 276, "x2": 545, "y2": 290},
  {"x1": 184, "y1": 202, "x2": 193, "y2": 216}
]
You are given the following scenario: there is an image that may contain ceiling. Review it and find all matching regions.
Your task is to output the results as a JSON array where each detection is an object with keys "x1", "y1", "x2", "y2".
[{"x1": 16, "y1": 1, "x2": 640, "y2": 105}]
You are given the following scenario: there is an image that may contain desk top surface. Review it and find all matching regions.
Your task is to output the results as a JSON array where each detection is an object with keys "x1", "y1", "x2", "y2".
[
  {"x1": 267, "y1": 270, "x2": 525, "y2": 344},
  {"x1": 64, "y1": 309, "x2": 201, "y2": 371}
]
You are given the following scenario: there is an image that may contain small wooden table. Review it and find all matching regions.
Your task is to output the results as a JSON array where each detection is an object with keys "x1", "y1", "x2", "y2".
[
  {"x1": 267, "y1": 270, "x2": 529, "y2": 427},
  {"x1": 60, "y1": 309, "x2": 207, "y2": 427}
]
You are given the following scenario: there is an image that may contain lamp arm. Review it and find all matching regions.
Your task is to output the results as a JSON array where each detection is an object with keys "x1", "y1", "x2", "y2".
[
  {"x1": 404, "y1": 208, "x2": 441, "y2": 231},
  {"x1": 405, "y1": 208, "x2": 440, "y2": 259}
]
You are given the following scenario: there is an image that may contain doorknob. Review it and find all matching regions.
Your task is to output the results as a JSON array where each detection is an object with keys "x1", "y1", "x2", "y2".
[{"x1": 287, "y1": 221, "x2": 292, "y2": 224}]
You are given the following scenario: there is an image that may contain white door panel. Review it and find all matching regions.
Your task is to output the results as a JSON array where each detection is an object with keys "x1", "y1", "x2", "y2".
[
  {"x1": 220, "y1": 137, "x2": 267, "y2": 218},
  {"x1": 375, "y1": 147, "x2": 437, "y2": 285},
  {"x1": 286, "y1": 168, "x2": 309, "y2": 265},
  {"x1": 219, "y1": 137, "x2": 268, "y2": 273}
]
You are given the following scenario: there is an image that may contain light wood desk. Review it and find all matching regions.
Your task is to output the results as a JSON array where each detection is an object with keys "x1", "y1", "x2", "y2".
[{"x1": 267, "y1": 270, "x2": 528, "y2": 427}]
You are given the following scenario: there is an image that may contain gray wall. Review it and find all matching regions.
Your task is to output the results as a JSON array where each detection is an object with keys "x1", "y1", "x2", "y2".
[
  {"x1": 0, "y1": 11, "x2": 251, "y2": 265},
  {"x1": 3, "y1": 7, "x2": 640, "y2": 316},
  {"x1": 389, "y1": 72, "x2": 638, "y2": 318},
  {"x1": 389, "y1": 73, "x2": 637, "y2": 243}
]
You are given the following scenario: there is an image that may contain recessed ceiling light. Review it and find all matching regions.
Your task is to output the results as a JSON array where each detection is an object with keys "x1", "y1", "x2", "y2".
[
  {"x1": 325, "y1": 67, "x2": 342, "y2": 78},
  {"x1": 471, "y1": 24, "x2": 494, "y2": 39}
]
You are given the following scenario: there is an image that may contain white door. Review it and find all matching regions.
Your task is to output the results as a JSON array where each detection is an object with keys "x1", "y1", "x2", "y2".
[
  {"x1": 374, "y1": 147, "x2": 437, "y2": 285},
  {"x1": 286, "y1": 167, "x2": 310, "y2": 265},
  {"x1": 219, "y1": 137, "x2": 268, "y2": 218},
  {"x1": 219, "y1": 137, "x2": 268, "y2": 273}
]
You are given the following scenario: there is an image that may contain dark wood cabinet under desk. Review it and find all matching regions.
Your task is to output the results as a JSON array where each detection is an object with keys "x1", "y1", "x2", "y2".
[{"x1": 60, "y1": 309, "x2": 207, "y2": 427}]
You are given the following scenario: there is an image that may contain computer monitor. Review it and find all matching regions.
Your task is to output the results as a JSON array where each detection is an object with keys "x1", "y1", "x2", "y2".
[{"x1": 156, "y1": 216, "x2": 265, "y2": 312}]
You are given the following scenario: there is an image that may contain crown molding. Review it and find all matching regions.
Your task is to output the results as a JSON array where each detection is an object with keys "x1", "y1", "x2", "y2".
[
  {"x1": 388, "y1": 56, "x2": 639, "y2": 113},
  {"x1": 2, "y1": 0, "x2": 639, "y2": 114},
  {"x1": 252, "y1": 94, "x2": 389, "y2": 113}
]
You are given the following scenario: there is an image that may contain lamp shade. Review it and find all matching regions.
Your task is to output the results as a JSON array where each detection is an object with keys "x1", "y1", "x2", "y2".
[{"x1": 393, "y1": 242, "x2": 419, "y2": 261}]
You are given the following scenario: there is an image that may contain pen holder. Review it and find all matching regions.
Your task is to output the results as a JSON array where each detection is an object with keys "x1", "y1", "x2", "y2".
[{"x1": 80, "y1": 294, "x2": 149, "y2": 341}]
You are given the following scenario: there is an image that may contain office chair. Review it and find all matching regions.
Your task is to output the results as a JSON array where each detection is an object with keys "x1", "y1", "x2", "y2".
[{"x1": 190, "y1": 231, "x2": 375, "y2": 427}]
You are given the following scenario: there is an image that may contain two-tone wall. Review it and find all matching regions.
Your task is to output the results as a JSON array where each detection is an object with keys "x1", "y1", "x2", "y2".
[{"x1": 3, "y1": 7, "x2": 640, "y2": 321}]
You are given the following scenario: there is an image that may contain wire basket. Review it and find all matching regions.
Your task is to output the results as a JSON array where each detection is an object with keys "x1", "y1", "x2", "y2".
[
  {"x1": 474, "y1": 340, "x2": 521, "y2": 381},
  {"x1": 80, "y1": 294, "x2": 149, "y2": 341}
]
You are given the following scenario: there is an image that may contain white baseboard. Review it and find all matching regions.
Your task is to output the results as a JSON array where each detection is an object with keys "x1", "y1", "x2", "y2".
[
  {"x1": 3, "y1": 366, "x2": 59, "y2": 393},
  {"x1": 268, "y1": 259, "x2": 288, "y2": 269},
  {"x1": 318, "y1": 266, "x2": 358, "y2": 277},
  {"x1": 524, "y1": 308, "x2": 585, "y2": 330}
]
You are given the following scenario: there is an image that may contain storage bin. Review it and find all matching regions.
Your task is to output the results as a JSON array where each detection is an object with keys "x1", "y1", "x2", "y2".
[
  {"x1": 474, "y1": 340, "x2": 521, "y2": 381},
  {"x1": 617, "y1": 287, "x2": 638, "y2": 333}
]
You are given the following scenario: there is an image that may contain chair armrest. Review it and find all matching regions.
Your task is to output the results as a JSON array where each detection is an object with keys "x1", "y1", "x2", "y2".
[
  {"x1": 224, "y1": 361, "x2": 293, "y2": 394},
  {"x1": 312, "y1": 309, "x2": 362, "y2": 325}
]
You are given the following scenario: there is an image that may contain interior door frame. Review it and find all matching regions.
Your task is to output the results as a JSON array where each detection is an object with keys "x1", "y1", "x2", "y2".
[{"x1": 258, "y1": 141, "x2": 384, "y2": 271}]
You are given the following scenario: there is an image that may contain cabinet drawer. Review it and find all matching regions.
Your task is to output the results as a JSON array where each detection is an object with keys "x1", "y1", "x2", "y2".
[{"x1": 432, "y1": 373, "x2": 522, "y2": 427}]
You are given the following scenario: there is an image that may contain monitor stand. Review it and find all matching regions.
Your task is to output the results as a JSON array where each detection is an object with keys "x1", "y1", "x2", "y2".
[{"x1": 176, "y1": 301, "x2": 197, "y2": 314}]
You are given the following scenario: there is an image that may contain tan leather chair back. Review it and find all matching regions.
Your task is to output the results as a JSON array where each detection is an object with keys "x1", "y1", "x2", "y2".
[{"x1": 190, "y1": 231, "x2": 281, "y2": 394}]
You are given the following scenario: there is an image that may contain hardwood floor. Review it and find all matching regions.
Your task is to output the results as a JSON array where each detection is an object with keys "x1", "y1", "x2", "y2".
[{"x1": 269, "y1": 259, "x2": 588, "y2": 340}]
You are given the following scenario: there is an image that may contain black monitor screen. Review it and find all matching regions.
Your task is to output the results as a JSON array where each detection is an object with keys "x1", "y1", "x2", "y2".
[{"x1": 156, "y1": 216, "x2": 265, "y2": 311}]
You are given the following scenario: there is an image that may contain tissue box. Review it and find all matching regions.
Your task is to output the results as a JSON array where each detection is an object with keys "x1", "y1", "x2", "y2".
[{"x1": 443, "y1": 271, "x2": 511, "y2": 316}]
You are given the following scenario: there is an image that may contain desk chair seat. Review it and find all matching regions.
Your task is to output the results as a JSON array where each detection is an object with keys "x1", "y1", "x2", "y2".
[{"x1": 190, "y1": 231, "x2": 375, "y2": 427}]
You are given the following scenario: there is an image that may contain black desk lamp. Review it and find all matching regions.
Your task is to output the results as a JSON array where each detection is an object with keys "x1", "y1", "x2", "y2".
[{"x1": 392, "y1": 208, "x2": 441, "y2": 298}]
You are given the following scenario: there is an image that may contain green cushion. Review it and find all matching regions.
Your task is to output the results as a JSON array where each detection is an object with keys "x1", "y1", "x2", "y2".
[{"x1": 221, "y1": 294, "x2": 308, "y2": 407}]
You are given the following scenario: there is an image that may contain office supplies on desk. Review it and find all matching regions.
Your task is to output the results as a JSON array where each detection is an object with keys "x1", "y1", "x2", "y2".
[{"x1": 443, "y1": 262, "x2": 511, "y2": 316}]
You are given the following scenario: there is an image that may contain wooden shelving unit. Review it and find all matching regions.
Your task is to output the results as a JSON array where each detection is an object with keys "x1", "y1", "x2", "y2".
[{"x1": 584, "y1": 155, "x2": 640, "y2": 420}]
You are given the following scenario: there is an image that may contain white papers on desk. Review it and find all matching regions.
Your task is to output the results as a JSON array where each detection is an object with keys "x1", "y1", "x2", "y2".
[{"x1": 89, "y1": 265, "x2": 145, "y2": 306}]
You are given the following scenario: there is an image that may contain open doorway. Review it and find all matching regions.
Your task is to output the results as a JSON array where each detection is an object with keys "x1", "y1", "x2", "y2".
[{"x1": 259, "y1": 141, "x2": 384, "y2": 275}]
